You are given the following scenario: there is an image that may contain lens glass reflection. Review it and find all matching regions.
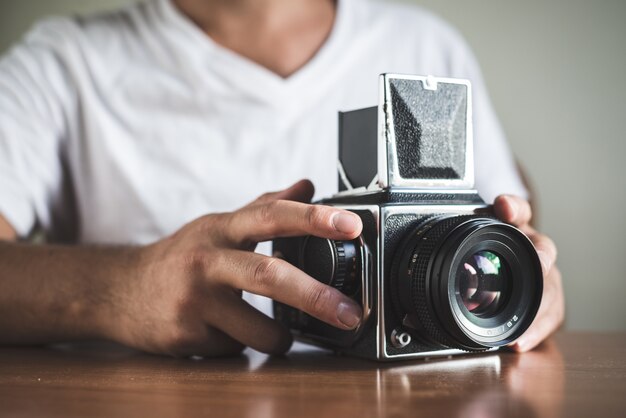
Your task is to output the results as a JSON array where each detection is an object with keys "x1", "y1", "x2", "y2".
[{"x1": 458, "y1": 250, "x2": 509, "y2": 318}]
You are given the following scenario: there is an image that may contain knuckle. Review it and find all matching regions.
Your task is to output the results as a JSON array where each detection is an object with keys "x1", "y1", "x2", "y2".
[
  {"x1": 210, "y1": 213, "x2": 233, "y2": 243},
  {"x1": 257, "y1": 200, "x2": 281, "y2": 225},
  {"x1": 195, "y1": 213, "x2": 220, "y2": 235},
  {"x1": 520, "y1": 199, "x2": 533, "y2": 217},
  {"x1": 199, "y1": 213, "x2": 218, "y2": 226},
  {"x1": 541, "y1": 269, "x2": 565, "y2": 328},
  {"x1": 256, "y1": 192, "x2": 274, "y2": 203},
  {"x1": 180, "y1": 249, "x2": 206, "y2": 276},
  {"x1": 548, "y1": 291, "x2": 565, "y2": 328},
  {"x1": 536, "y1": 234, "x2": 558, "y2": 259},
  {"x1": 163, "y1": 328, "x2": 201, "y2": 355},
  {"x1": 304, "y1": 285, "x2": 333, "y2": 317},
  {"x1": 305, "y1": 205, "x2": 327, "y2": 228},
  {"x1": 556, "y1": 302, "x2": 565, "y2": 326},
  {"x1": 203, "y1": 250, "x2": 227, "y2": 279},
  {"x1": 251, "y1": 257, "x2": 281, "y2": 291},
  {"x1": 546, "y1": 237, "x2": 558, "y2": 259},
  {"x1": 220, "y1": 209, "x2": 254, "y2": 248}
]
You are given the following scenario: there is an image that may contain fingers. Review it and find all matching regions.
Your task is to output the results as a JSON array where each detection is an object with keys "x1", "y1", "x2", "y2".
[
  {"x1": 494, "y1": 195, "x2": 533, "y2": 227},
  {"x1": 509, "y1": 268, "x2": 565, "y2": 352},
  {"x1": 254, "y1": 179, "x2": 315, "y2": 204},
  {"x1": 527, "y1": 230, "x2": 558, "y2": 275},
  {"x1": 493, "y1": 194, "x2": 557, "y2": 273},
  {"x1": 197, "y1": 327, "x2": 247, "y2": 357},
  {"x1": 492, "y1": 195, "x2": 563, "y2": 352},
  {"x1": 221, "y1": 200, "x2": 363, "y2": 246},
  {"x1": 162, "y1": 325, "x2": 246, "y2": 358},
  {"x1": 209, "y1": 250, "x2": 363, "y2": 330},
  {"x1": 208, "y1": 292, "x2": 293, "y2": 355}
]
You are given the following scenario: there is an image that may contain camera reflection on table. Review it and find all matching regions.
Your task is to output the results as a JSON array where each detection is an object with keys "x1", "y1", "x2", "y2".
[{"x1": 244, "y1": 339, "x2": 564, "y2": 418}]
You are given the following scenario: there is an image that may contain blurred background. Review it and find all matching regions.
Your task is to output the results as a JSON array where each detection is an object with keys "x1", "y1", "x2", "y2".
[{"x1": 1, "y1": 0, "x2": 624, "y2": 331}]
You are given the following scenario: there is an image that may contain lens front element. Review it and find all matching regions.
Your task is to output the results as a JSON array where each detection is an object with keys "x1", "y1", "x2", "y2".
[{"x1": 458, "y1": 250, "x2": 511, "y2": 318}]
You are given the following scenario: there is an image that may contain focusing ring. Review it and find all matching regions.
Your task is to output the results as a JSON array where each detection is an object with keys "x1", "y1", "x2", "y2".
[
  {"x1": 333, "y1": 241, "x2": 347, "y2": 292},
  {"x1": 300, "y1": 237, "x2": 360, "y2": 296},
  {"x1": 408, "y1": 215, "x2": 477, "y2": 349}
]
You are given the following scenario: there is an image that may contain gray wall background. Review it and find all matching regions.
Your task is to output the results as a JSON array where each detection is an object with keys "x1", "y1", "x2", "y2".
[{"x1": 1, "y1": 0, "x2": 624, "y2": 331}]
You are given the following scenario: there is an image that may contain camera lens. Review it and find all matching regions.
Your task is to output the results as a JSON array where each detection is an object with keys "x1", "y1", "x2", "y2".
[
  {"x1": 299, "y1": 236, "x2": 361, "y2": 296},
  {"x1": 458, "y1": 250, "x2": 511, "y2": 318},
  {"x1": 393, "y1": 216, "x2": 542, "y2": 351}
]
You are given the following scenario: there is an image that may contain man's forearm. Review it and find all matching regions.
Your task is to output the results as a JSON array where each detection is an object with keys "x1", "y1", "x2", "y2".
[{"x1": 0, "y1": 241, "x2": 142, "y2": 345}]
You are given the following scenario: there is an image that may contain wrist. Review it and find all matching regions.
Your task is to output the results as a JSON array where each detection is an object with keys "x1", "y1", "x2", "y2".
[{"x1": 86, "y1": 245, "x2": 151, "y2": 345}]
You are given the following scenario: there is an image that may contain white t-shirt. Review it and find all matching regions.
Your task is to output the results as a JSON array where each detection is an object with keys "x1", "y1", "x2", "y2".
[{"x1": 0, "y1": 0, "x2": 526, "y2": 313}]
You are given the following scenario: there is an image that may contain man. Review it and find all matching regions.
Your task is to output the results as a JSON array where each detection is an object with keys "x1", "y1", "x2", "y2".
[{"x1": 0, "y1": 0, "x2": 563, "y2": 356}]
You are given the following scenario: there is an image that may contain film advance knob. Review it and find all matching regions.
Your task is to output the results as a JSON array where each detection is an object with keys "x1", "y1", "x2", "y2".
[{"x1": 300, "y1": 236, "x2": 361, "y2": 295}]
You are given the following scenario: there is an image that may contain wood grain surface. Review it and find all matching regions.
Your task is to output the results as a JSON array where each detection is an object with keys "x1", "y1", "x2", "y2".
[{"x1": 0, "y1": 332, "x2": 624, "y2": 418}]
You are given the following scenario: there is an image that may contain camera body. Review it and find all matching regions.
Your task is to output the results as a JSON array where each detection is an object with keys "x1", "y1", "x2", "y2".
[{"x1": 273, "y1": 75, "x2": 542, "y2": 361}]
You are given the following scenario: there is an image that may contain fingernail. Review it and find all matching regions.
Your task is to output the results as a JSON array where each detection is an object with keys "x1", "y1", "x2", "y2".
[
  {"x1": 332, "y1": 212, "x2": 360, "y2": 234},
  {"x1": 537, "y1": 250, "x2": 552, "y2": 274},
  {"x1": 336, "y1": 301, "x2": 362, "y2": 329}
]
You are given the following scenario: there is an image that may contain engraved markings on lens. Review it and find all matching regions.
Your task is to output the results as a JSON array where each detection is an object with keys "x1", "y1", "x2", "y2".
[{"x1": 485, "y1": 315, "x2": 519, "y2": 336}]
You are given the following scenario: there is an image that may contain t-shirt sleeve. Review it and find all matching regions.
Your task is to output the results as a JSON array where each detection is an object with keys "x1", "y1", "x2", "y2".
[
  {"x1": 437, "y1": 21, "x2": 529, "y2": 203},
  {"x1": 0, "y1": 19, "x2": 75, "y2": 237}
]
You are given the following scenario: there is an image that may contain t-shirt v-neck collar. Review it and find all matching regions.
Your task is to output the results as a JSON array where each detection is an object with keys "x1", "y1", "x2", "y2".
[{"x1": 156, "y1": 0, "x2": 353, "y2": 109}]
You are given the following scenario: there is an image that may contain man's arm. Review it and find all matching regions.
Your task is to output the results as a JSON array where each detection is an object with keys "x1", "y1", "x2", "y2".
[
  {"x1": 0, "y1": 180, "x2": 364, "y2": 356},
  {"x1": 0, "y1": 239, "x2": 143, "y2": 346}
]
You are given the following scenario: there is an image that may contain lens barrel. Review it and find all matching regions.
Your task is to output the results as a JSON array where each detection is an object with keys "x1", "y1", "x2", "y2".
[
  {"x1": 299, "y1": 236, "x2": 361, "y2": 296},
  {"x1": 393, "y1": 215, "x2": 543, "y2": 351}
]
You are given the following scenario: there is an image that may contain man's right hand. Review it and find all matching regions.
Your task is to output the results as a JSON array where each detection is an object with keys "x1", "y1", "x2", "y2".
[{"x1": 101, "y1": 179, "x2": 364, "y2": 357}]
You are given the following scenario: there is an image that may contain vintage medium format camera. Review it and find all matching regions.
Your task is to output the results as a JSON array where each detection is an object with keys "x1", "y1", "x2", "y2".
[{"x1": 273, "y1": 74, "x2": 543, "y2": 361}]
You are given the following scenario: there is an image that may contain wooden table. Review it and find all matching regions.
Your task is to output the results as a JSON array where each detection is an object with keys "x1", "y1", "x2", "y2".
[{"x1": 0, "y1": 332, "x2": 624, "y2": 418}]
